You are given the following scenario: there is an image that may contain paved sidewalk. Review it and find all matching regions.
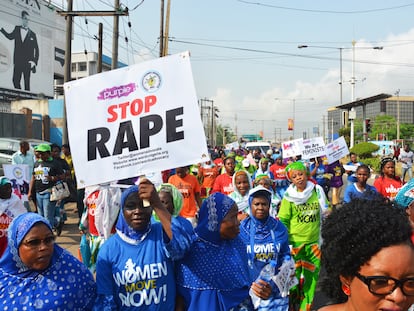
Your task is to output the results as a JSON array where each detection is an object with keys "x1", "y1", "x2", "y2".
[{"x1": 55, "y1": 202, "x2": 81, "y2": 258}]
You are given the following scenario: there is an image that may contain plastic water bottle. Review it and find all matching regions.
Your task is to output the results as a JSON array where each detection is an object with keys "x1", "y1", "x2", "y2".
[
  {"x1": 256, "y1": 260, "x2": 276, "y2": 282},
  {"x1": 249, "y1": 260, "x2": 277, "y2": 308}
]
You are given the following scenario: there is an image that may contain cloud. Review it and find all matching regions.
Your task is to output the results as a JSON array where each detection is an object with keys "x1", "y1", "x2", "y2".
[
  {"x1": 212, "y1": 27, "x2": 414, "y2": 141},
  {"x1": 133, "y1": 48, "x2": 155, "y2": 64}
]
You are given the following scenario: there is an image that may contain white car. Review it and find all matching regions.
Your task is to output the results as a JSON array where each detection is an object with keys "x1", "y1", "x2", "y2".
[
  {"x1": 0, "y1": 137, "x2": 50, "y2": 175},
  {"x1": 244, "y1": 141, "x2": 272, "y2": 155}
]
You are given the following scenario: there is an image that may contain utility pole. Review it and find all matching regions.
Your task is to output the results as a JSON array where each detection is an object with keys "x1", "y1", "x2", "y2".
[
  {"x1": 162, "y1": 0, "x2": 171, "y2": 56},
  {"x1": 112, "y1": 0, "x2": 120, "y2": 69},
  {"x1": 159, "y1": 0, "x2": 164, "y2": 57},
  {"x1": 57, "y1": 3, "x2": 128, "y2": 144},
  {"x1": 322, "y1": 115, "x2": 326, "y2": 143},
  {"x1": 350, "y1": 40, "x2": 356, "y2": 148},
  {"x1": 61, "y1": 0, "x2": 73, "y2": 145},
  {"x1": 97, "y1": 23, "x2": 103, "y2": 73},
  {"x1": 396, "y1": 89, "x2": 400, "y2": 140}
]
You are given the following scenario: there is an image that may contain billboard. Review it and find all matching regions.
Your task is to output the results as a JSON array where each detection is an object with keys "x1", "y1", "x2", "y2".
[{"x1": 0, "y1": 0, "x2": 65, "y2": 100}]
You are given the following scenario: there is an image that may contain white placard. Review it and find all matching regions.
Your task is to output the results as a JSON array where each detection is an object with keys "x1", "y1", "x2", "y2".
[
  {"x1": 3, "y1": 164, "x2": 30, "y2": 202},
  {"x1": 281, "y1": 138, "x2": 303, "y2": 159},
  {"x1": 300, "y1": 137, "x2": 326, "y2": 160},
  {"x1": 64, "y1": 52, "x2": 209, "y2": 188},
  {"x1": 325, "y1": 136, "x2": 350, "y2": 164}
]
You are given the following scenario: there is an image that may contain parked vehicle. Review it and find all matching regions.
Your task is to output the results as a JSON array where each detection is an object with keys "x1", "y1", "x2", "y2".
[
  {"x1": 0, "y1": 137, "x2": 50, "y2": 175},
  {"x1": 244, "y1": 141, "x2": 272, "y2": 155}
]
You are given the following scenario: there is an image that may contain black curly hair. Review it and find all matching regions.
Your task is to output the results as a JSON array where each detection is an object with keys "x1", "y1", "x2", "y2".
[
  {"x1": 319, "y1": 199, "x2": 413, "y2": 302},
  {"x1": 379, "y1": 157, "x2": 395, "y2": 178}
]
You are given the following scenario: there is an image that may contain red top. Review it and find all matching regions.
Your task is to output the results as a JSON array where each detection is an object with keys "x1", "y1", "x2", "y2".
[
  {"x1": 212, "y1": 173, "x2": 234, "y2": 195},
  {"x1": 0, "y1": 213, "x2": 13, "y2": 257},
  {"x1": 269, "y1": 163, "x2": 287, "y2": 180},
  {"x1": 373, "y1": 176, "x2": 403, "y2": 200}
]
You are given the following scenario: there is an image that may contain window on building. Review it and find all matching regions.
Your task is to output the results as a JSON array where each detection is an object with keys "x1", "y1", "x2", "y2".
[
  {"x1": 380, "y1": 101, "x2": 386, "y2": 113},
  {"x1": 79, "y1": 62, "x2": 87, "y2": 72},
  {"x1": 71, "y1": 63, "x2": 77, "y2": 72}
]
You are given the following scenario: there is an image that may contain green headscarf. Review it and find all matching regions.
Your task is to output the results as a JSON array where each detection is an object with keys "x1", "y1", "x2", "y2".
[
  {"x1": 285, "y1": 161, "x2": 308, "y2": 181},
  {"x1": 153, "y1": 183, "x2": 183, "y2": 221}
]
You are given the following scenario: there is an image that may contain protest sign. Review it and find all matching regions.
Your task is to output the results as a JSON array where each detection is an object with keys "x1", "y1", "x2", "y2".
[
  {"x1": 64, "y1": 52, "x2": 209, "y2": 188},
  {"x1": 325, "y1": 136, "x2": 350, "y2": 164},
  {"x1": 3, "y1": 164, "x2": 30, "y2": 201},
  {"x1": 281, "y1": 138, "x2": 303, "y2": 159},
  {"x1": 300, "y1": 137, "x2": 326, "y2": 160}
]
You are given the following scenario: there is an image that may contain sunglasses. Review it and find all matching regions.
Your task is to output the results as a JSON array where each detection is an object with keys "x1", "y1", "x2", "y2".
[
  {"x1": 355, "y1": 272, "x2": 414, "y2": 296},
  {"x1": 22, "y1": 236, "x2": 56, "y2": 248}
]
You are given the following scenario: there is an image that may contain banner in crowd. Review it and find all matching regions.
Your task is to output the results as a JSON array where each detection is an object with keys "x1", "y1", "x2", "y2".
[
  {"x1": 300, "y1": 137, "x2": 326, "y2": 160},
  {"x1": 64, "y1": 51, "x2": 209, "y2": 188},
  {"x1": 3, "y1": 164, "x2": 30, "y2": 201},
  {"x1": 325, "y1": 136, "x2": 350, "y2": 164},
  {"x1": 281, "y1": 138, "x2": 303, "y2": 159}
]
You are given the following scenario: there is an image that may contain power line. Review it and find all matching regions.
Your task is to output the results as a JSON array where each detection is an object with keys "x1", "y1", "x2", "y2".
[
  {"x1": 169, "y1": 38, "x2": 414, "y2": 68},
  {"x1": 236, "y1": 0, "x2": 414, "y2": 14}
]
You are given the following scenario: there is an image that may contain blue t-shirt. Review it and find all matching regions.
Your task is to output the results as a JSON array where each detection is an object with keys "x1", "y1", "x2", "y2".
[
  {"x1": 343, "y1": 183, "x2": 379, "y2": 203},
  {"x1": 96, "y1": 222, "x2": 185, "y2": 310},
  {"x1": 309, "y1": 162, "x2": 326, "y2": 186}
]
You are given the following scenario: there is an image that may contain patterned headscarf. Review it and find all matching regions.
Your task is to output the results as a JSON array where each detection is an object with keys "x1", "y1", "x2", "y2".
[
  {"x1": 3, "y1": 212, "x2": 52, "y2": 273},
  {"x1": 285, "y1": 161, "x2": 308, "y2": 182},
  {"x1": 195, "y1": 192, "x2": 236, "y2": 244},
  {"x1": 0, "y1": 212, "x2": 97, "y2": 309},
  {"x1": 176, "y1": 193, "x2": 250, "y2": 294},
  {"x1": 116, "y1": 185, "x2": 151, "y2": 243}
]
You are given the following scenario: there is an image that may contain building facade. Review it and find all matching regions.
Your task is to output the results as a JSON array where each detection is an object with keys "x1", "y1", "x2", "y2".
[{"x1": 328, "y1": 94, "x2": 414, "y2": 141}]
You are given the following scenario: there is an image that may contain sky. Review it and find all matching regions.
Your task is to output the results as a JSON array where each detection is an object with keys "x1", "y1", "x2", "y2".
[{"x1": 55, "y1": 0, "x2": 414, "y2": 142}]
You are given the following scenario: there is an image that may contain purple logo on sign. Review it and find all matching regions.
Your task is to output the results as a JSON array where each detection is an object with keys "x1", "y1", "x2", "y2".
[{"x1": 97, "y1": 83, "x2": 136, "y2": 100}]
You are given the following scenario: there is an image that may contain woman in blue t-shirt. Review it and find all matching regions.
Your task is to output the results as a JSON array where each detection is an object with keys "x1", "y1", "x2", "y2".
[
  {"x1": 343, "y1": 165, "x2": 381, "y2": 204},
  {"x1": 94, "y1": 180, "x2": 193, "y2": 310}
]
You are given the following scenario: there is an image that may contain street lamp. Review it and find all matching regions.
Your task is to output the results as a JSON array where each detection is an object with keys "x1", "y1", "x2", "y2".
[
  {"x1": 396, "y1": 89, "x2": 400, "y2": 140},
  {"x1": 298, "y1": 43, "x2": 383, "y2": 147},
  {"x1": 298, "y1": 45, "x2": 344, "y2": 105},
  {"x1": 275, "y1": 97, "x2": 314, "y2": 139}
]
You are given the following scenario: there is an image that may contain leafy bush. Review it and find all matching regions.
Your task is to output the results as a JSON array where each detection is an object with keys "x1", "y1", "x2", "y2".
[
  {"x1": 350, "y1": 142, "x2": 380, "y2": 159},
  {"x1": 362, "y1": 157, "x2": 381, "y2": 174}
]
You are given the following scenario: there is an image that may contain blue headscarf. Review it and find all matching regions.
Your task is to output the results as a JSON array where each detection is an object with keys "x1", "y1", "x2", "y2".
[
  {"x1": 241, "y1": 186, "x2": 285, "y2": 242},
  {"x1": 177, "y1": 193, "x2": 250, "y2": 294},
  {"x1": 248, "y1": 185, "x2": 272, "y2": 208},
  {"x1": 116, "y1": 185, "x2": 152, "y2": 242},
  {"x1": 0, "y1": 212, "x2": 97, "y2": 309},
  {"x1": 195, "y1": 192, "x2": 236, "y2": 245},
  {"x1": 2, "y1": 212, "x2": 52, "y2": 274}
]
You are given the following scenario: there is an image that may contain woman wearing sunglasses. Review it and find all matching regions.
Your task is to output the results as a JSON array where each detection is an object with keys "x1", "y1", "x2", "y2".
[
  {"x1": 316, "y1": 199, "x2": 414, "y2": 311},
  {"x1": 0, "y1": 212, "x2": 97, "y2": 309}
]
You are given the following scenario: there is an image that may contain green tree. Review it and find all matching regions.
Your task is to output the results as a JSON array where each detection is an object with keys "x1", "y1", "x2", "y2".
[
  {"x1": 350, "y1": 142, "x2": 379, "y2": 159},
  {"x1": 400, "y1": 123, "x2": 414, "y2": 141},
  {"x1": 370, "y1": 115, "x2": 396, "y2": 140},
  {"x1": 216, "y1": 125, "x2": 235, "y2": 146},
  {"x1": 339, "y1": 127, "x2": 350, "y2": 145}
]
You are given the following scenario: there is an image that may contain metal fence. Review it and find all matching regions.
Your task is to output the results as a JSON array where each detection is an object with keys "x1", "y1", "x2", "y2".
[{"x1": 0, "y1": 112, "x2": 43, "y2": 139}]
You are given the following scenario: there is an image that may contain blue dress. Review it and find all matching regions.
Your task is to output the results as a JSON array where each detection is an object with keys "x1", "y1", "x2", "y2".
[
  {"x1": 0, "y1": 213, "x2": 97, "y2": 310},
  {"x1": 176, "y1": 193, "x2": 252, "y2": 311},
  {"x1": 240, "y1": 216, "x2": 291, "y2": 311}
]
